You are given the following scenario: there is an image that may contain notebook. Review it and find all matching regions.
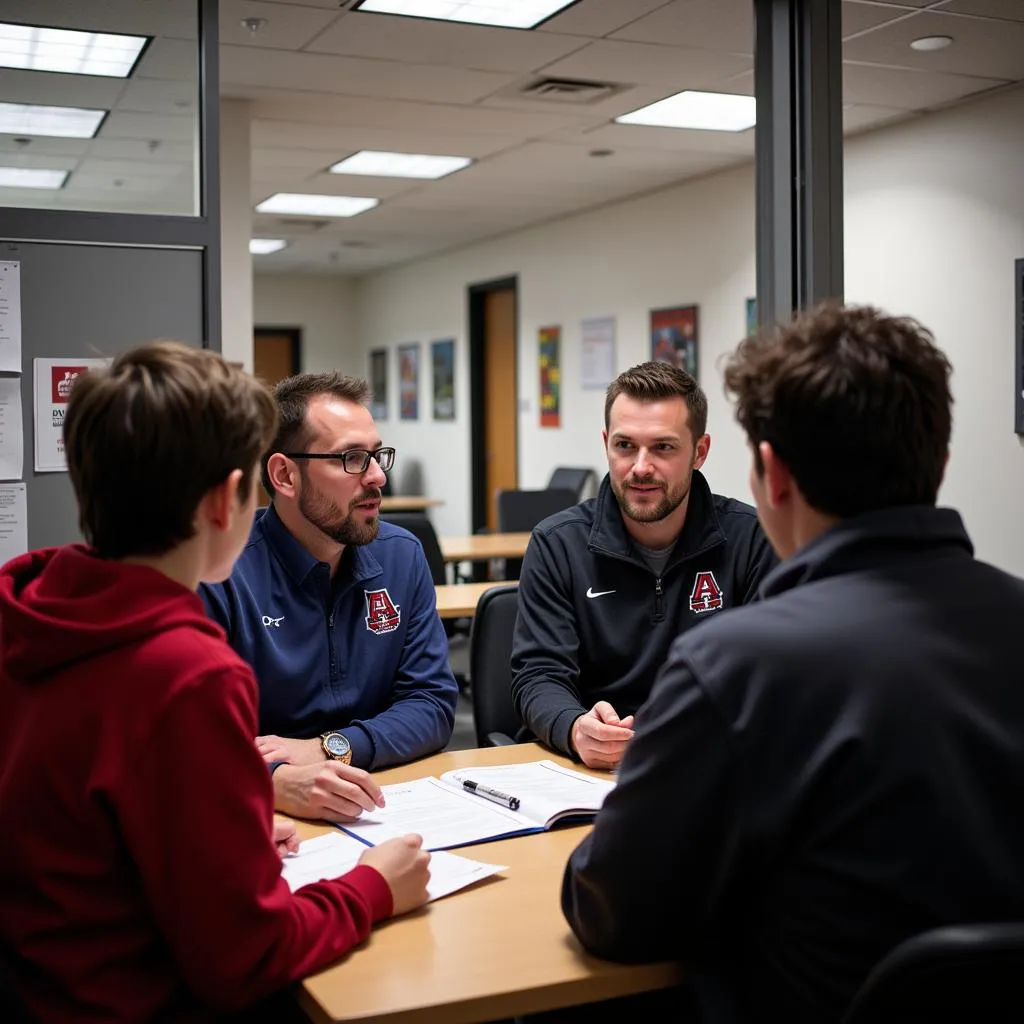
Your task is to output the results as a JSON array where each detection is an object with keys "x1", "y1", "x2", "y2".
[{"x1": 339, "y1": 759, "x2": 616, "y2": 852}]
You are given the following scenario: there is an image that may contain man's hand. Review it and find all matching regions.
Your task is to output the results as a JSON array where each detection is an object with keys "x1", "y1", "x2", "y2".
[
  {"x1": 359, "y1": 834, "x2": 431, "y2": 916},
  {"x1": 570, "y1": 701, "x2": 635, "y2": 770},
  {"x1": 274, "y1": 761, "x2": 385, "y2": 821},
  {"x1": 272, "y1": 817, "x2": 300, "y2": 858},
  {"x1": 256, "y1": 734, "x2": 324, "y2": 767}
]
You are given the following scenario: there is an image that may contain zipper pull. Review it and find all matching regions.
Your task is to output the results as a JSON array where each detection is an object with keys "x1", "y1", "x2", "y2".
[{"x1": 654, "y1": 577, "x2": 664, "y2": 620}]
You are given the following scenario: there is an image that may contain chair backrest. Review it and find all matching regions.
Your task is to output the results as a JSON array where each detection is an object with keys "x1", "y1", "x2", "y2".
[
  {"x1": 469, "y1": 584, "x2": 522, "y2": 746},
  {"x1": 380, "y1": 512, "x2": 446, "y2": 586},
  {"x1": 547, "y1": 466, "x2": 597, "y2": 501},
  {"x1": 496, "y1": 487, "x2": 577, "y2": 533},
  {"x1": 842, "y1": 923, "x2": 1024, "y2": 1023}
]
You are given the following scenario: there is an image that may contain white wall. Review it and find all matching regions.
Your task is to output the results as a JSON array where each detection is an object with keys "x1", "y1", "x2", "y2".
[
  {"x1": 253, "y1": 274, "x2": 360, "y2": 374},
  {"x1": 219, "y1": 100, "x2": 253, "y2": 371}
]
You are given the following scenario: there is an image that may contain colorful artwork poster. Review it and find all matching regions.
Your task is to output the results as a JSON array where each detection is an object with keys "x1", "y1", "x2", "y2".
[
  {"x1": 431, "y1": 338, "x2": 455, "y2": 421},
  {"x1": 369, "y1": 348, "x2": 388, "y2": 420},
  {"x1": 746, "y1": 297, "x2": 758, "y2": 337},
  {"x1": 398, "y1": 342, "x2": 420, "y2": 421},
  {"x1": 650, "y1": 304, "x2": 699, "y2": 379},
  {"x1": 538, "y1": 325, "x2": 561, "y2": 428}
]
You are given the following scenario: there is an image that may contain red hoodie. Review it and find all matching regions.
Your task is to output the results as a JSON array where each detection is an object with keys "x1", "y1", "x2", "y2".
[{"x1": 0, "y1": 545, "x2": 393, "y2": 1021}]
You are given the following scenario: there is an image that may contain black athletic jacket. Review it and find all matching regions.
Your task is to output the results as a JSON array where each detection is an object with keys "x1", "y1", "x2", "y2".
[{"x1": 510, "y1": 471, "x2": 776, "y2": 755}]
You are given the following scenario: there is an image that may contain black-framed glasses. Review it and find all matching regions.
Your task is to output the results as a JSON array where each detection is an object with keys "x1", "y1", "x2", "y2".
[{"x1": 284, "y1": 447, "x2": 396, "y2": 475}]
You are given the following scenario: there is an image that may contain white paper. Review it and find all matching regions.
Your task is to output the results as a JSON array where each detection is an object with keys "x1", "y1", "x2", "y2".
[
  {"x1": 0, "y1": 262, "x2": 21, "y2": 373},
  {"x1": 0, "y1": 378, "x2": 23, "y2": 479},
  {"x1": 580, "y1": 316, "x2": 616, "y2": 391},
  {"x1": 33, "y1": 357, "x2": 109, "y2": 473},
  {"x1": 280, "y1": 830, "x2": 506, "y2": 902},
  {"x1": 0, "y1": 483, "x2": 27, "y2": 565}
]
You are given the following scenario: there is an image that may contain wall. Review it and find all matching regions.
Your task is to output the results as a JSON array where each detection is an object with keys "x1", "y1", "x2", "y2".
[
  {"x1": 253, "y1": 274, "x2": 359, "y2": 374},
  {"x1": 219, "y1": 99, "x2": 253, "y2": 371},
  {"x1": 358, "y1": 83, "x2": 1024, "y2": 574}
]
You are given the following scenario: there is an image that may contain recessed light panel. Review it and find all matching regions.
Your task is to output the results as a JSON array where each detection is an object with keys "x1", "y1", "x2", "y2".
[
  {"x1": 254, "y1": 193, "x2": 380, "y2": 218},
  {"x1": 354, "y1": 0, "x2": 577, "y2": 30},
  {"x1": 249, "y1": 238, "x2": 287, "y2": 255},
  {"x1": 0, "y1": 22, "x2": 147, "y2": 77},
  {"x1": 330, "y1": 150, "x2": 472, "y2": 180},
  {"x1": 0, "y1": 101, "x2": 105, "y2": 138},
  {"x1": 0, "y1": 166, "x2": 68, "y2": 189},
  {"x1": 616, "y1": 90, "x2": 757, "y2": 132}
]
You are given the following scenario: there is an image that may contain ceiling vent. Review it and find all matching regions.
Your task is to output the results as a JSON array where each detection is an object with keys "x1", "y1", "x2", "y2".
[
  {"x1": 273, "y1": 217, "x2": 330, "y2": 232},
  {"x1": 517, "y1": 77, "x2": 622, "y2": 104}
]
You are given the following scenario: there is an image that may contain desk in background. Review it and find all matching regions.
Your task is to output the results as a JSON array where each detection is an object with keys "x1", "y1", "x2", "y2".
[
  {"x1": 293, "y1": 743, "x2": 683, "y2": 1024},
  {"x1": 440, "y1": 532, "x2": 532, "y2": 563},
  {"x1": 435, "y1": 580, "x2": 518, "y2": 619},
  {"x1": 380, "y1": 496, "x2": 444, "y2": 513}
]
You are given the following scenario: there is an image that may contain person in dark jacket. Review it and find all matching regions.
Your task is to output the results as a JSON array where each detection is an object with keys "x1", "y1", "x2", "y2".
[
  {"x1": 511, "y1": 361, "x2": 776, "y2": 768},
  {"x1": 562, "y1": 304, "x2": 1024, "y2": 1023},
  {"x1": 202, "y1": 373, "x2": 458, "y2": 823}
]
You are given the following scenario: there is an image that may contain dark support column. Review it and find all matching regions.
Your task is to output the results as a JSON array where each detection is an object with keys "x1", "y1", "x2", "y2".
[{"x1": 754, "y1": 0, "x2": 844, "y2": 328}]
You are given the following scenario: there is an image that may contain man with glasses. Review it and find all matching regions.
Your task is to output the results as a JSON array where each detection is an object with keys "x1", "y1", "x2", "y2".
[{"x1": 202, "y1": 373, "x2": 458, "y2": 823}]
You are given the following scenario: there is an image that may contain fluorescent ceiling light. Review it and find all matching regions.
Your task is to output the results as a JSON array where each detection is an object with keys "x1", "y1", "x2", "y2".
[
  {"x1": 616, "y1": 90, "x2": 757, "y2": 132},
  {"x1": 0, "y1": 100, "x2": 105, "y2": 138},
  {"x1": 353, "y1": 0, "x2": 577, "y2": 30},
  {"x1": 249, "y1": 238, "x2": 287, "y2": 255},
  {"x1": 0, "y1": 166, "x2": 68, "y2": 189},
  {"x1": 329, "y1": 150, "x2": 472, "y2": 180},
  {"x1": 910, "y1": 35, "x2": 953, "y2": 52},
  {"x1": 0, "y1": 22, "x2": 148, "y2": 78},
  {"x1": 254, "y1": 193, "x2": 380, "y2": 218}
]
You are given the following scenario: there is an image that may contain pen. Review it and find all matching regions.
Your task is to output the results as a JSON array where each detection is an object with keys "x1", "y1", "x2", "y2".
[{"x1": 461, "y1": 779, "x2": 521, "y2": 811}]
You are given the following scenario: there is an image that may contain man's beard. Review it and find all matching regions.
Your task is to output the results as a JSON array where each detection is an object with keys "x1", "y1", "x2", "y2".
[
  {"x1": 298, "y1": 472, "x2": 381, "y2": 546},
  {"x1": 611, "y1": 473, "x2": 690, "y2": 524}
]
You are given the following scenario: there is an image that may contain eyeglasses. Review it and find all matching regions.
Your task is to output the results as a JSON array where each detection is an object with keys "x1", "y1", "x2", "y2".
[{"x1": 284, "y1": 447, "x2": 396, "y2": 475}]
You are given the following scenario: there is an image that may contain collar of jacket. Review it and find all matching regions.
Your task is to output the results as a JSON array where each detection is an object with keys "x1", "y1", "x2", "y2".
[
  {"x1": 587, "y1": 469, "x2": 726, "y2": 571},
  {"x1": 258, "y1": 503, "x2": 383, "y2": 588},
  {"x1": 758, "y1": 504, "x2": 973, "y2": 600}
]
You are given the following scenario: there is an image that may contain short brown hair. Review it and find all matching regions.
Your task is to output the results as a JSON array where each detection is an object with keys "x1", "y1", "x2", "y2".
[
  {"x1": 64, "y1": 341, "x2": 278, "y2": 559},
  {"x1": 722, "y1": 303, "x2": 953, "y2": 517},
  {"x1": 260, "y1": 372, "x2": 371, "y2": 496},
  {"x1": 605, "y1": 361, "x2": 708, "y2": 439}
]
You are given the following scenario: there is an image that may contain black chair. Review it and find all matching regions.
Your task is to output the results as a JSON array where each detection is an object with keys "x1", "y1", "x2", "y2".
[
  {"x1": 496, "y1": 487, "x2": 576, "y2": 578},
  {"x1": 469, "y1": 584, "x2": 522, "y2": 747},
  {"x1": 842, "y1": 923, "x2": 1024, "y2": 1023},
  {"x1": 547, "y1": 466, "x2": 597, "y2": 502}
]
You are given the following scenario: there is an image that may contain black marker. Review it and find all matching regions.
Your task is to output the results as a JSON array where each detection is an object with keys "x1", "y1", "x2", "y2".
[{"x1": 461, "y1": 779, "x2": 521, "y2": 811}]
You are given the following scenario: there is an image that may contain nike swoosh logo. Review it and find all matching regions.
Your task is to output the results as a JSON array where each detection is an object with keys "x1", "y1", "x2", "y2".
[{"x1": 586, "y1": 587, "x2": 616, "y2": 599}]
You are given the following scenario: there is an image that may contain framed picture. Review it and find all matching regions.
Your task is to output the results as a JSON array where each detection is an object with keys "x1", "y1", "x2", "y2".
[
  {"x1": 432, "y1": 338, "x2": 455, "y2": 421},
  {"x1": 398, "y1": 342, "x2": 420, "y2": 421},
  {"x1": 369, "y1": 348, "x2": 388, "y2": 421},
  {"x1": 650, "y1": 304, "x2": 699, "y2": 378},
  {"x1": 538, "y1": 325, "x2": 561, "y2": 428},
  {"x1": 1016, "y1": 259, "x2": 1024, "y2": 435}
]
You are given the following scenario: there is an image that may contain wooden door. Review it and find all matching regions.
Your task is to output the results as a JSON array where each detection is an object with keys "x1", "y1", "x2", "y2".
[
  {"x1": 253, "y1": 329, "x2": 300, "y2": 504},
  {"x1": 483, "y1": 289, "x2": 517, "y2": 531}
]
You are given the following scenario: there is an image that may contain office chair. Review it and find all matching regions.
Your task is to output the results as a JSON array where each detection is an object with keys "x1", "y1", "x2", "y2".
[
  {"x1": 495, "y1": 487, "x2": 576, "y2": 578},
  {"x1": 842, "y1": 923, "x2": 1024, "y2": 1023},
  {"x1": 469, "y1": 584, "x2": 522, "y2": 747},
  {"x1": 547, "y1": 466, "x2": 597, "y2": 502}
]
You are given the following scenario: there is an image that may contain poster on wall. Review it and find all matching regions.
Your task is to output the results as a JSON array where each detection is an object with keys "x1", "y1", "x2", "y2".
[
  {"x1": 746, "y1": 297, "x2": 758, "y2": 337},
  {"x1": 650, "y1": 304, "x2": 699, "y2": 378},
  {"x1": 538, "y1": 325, "x2": 561, "y2": 428},
  {"x1": 398, "y1": 342, "x2": 420, "y2": 421},
  {"x1": 431, "y1": 338, "x2": 455, "y2": 421},
  {"x1": 33, "y1": 357, "x2": 109, "y2": 472},
  {"x1": 580, "y1": 316, "x2": 616, "y2": 390},
  {"x1": 369, "y1": 348, "x2": 388, "y2": 421}
]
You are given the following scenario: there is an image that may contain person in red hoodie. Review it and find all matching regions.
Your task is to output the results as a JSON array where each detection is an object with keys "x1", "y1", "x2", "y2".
[{"x1": 0, "y1": 341, "x2": 431, "y2": 1021}]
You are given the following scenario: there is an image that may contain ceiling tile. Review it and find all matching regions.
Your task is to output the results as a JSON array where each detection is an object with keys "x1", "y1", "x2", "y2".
[
  {"x1": 609, "y1": 0, "x2": 754, "y2": 54},
  {"x1": 842, "y1": 102, "x2": 913, "y2": 132},
  {"x1": 843, "y1": 10, "x2": 1024, "y2": 79},
  {"x1": 117, "y1": 78, "x2": 198, "y2": 115},
  {"x1": 221, "y1": 47, "x2": 519, "y2": 104},
  {"x1": 219, "y1": 0, "x2": 341, "y2": 49},
  {"x1": 308, "y1": 12, "x2": 589, "y2": 73},
  {"x1": 134, "y1": 37, "x2": 197, "y2": 83},
  {"x1": 536, "y1": 0, "x2": 681, "y2": 38},
  {"x1": 842, "y1": 1, "x2": 921, "y2": 36},
  {"x1": 537, "y1": 39, "x2": 751, "y2": 88},
  {"x1": 17, "y1": 0, "x2": 198, "y2": 39},
  {"x1": 842, "y1": 61, "x2": 1007, "y2": 106},
  {"x1": 940, "y1": 0, "x2": 1024, "y2": 19},
  {"x1": 101, "y1": 111, "x2": 195, "y2": 141}
]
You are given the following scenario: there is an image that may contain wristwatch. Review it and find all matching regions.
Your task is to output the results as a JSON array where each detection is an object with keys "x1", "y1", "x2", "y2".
[{"x1": 320, "y1": 731, "x2": 352, "y2": 765}]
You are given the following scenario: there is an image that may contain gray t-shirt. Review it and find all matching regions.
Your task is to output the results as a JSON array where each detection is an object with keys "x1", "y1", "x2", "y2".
[{"x1": 633, "y1": 539, "x2": 675, "y2": 580}]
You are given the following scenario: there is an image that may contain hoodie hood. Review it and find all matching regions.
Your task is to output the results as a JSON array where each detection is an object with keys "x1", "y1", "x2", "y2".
[{"x1": 0, "y1": 544, "x2": 224, "y2": 681}]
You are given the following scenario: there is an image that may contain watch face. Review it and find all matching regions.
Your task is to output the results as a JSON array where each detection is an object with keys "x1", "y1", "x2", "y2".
[{"x1": 324, "y1": 733, "x2": 350, "y2": 758}]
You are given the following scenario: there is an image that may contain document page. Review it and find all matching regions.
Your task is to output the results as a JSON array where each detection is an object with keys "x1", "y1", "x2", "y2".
[
  {"x1": 280, "y1": 830, "x2": 506, "y2": 901},
  {"x1": 340, "y1": 777, "x2": 534, "y2": 851}
]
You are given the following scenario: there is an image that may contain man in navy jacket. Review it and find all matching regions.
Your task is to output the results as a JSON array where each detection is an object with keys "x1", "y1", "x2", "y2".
[
  {"x1": 562, "y1": 305, "x2": 1024, "y2": 1022},
  {"x1": 202, "y1": 373, "x2": 457, "y2": 822}
]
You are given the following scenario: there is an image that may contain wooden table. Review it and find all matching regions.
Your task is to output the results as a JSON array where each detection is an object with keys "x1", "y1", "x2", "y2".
[
  {"x1": 440, "y1": 532, "x2": 532, "y2": 562},
  {"x1": 380, "y1": 496, "x2": 444, "y2": 513},
  {"x1": 434, "y1": 580, "x2": 518, "y2": 619},
  {"x1": 294, "y1": 744, "x2": 683, "y2": 1023}
]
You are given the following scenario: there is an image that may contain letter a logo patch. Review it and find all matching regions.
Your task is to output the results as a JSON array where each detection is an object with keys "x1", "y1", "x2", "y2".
[
  {"x1": 689, "y1": 571, "x2": 724, "y2": 614},
  {"x1": 364, "y1": 587, "x2": 401, "y2": 635}
]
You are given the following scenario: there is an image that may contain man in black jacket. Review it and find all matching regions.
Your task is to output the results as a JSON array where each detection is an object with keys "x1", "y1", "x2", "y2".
[
  {"x1": 562, "y1": 304, "x2": 1024, "y2": 1023},
  {"x1": 511, "y1": 361, "x2": 776, "y2": 769}
]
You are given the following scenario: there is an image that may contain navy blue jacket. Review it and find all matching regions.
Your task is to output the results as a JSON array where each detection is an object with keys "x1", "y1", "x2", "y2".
[
  {"x1": 511, "y1": 471, "x2": 777, "y2": 756},
  {"x1": 201, "y1": 506, "x2": 457, "y2": 770},
  {"x1": 563, "y1": 506, "x2": 1024, "y2": 1023}
]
